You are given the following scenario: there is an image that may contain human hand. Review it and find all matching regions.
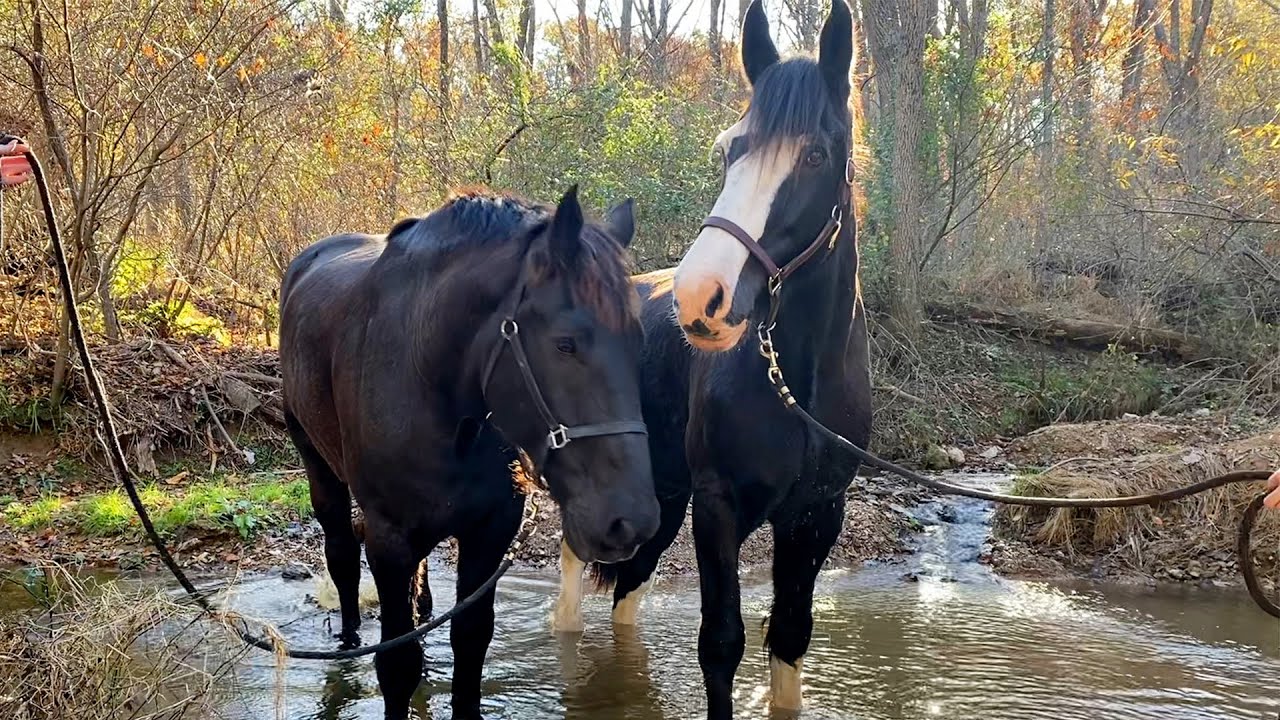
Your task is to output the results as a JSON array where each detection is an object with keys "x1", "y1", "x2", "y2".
[
  {"x1": 1265, "y1": 470, "x2": 1280, "y2": 510},
  {"x1": 1, "y1": 139, "x2": 33, "y2": 188}
]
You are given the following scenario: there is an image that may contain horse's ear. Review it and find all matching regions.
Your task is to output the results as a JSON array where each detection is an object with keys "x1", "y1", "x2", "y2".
[
  {"x1": 604, "y1": 198, "x2": 636, "y2": 248},
  {"x1": 549, "y1": 185, "x2": 585, "y2": 268},
  {"x1": 818, "y1": 0, "x2": 854, "y2": 102},
  {"x1": 741, "y1": 0, "x2": 779, "y2": 86}
]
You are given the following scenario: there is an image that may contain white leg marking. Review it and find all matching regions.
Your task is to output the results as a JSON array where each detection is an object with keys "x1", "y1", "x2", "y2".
[
  {"x1": 551, "y1": 539, "x2": 586, "y2": 633},
  {"x1": 313, "y1": 568, "x2": 340, "y2": 610},
  {"x1": 312, "y1": 560, "x2": 379, "y2": 610},
  {"x1": 770, "y1": 654, "x2": 804, "y2": 712},
  {"x1": 611, "y1": 575, "x2": 654, "y2": 626}
]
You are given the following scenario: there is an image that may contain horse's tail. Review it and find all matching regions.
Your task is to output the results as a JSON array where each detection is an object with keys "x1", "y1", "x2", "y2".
[{"x1": 587, "y1": 562, "x2": 620, "y2": 592}]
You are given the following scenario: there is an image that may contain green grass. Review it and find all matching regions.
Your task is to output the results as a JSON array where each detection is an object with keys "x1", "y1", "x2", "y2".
[
  {"x1": 0, "y1": 477, "x2": 312, "y2": 541},
  {"x1": 79, "y1": 491, "x2": 135, "y2": 535},
  {"x1": 3, "y1": 497, "x2": 68, "y2": 530},
  {"x1": 996, "y1": 345, "x2": 1166, "y2": 433}
]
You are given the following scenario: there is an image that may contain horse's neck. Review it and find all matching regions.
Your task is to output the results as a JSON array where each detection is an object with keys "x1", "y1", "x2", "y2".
[{"x1": 771, "y1": 225, "x2": 859, "y2": 408}]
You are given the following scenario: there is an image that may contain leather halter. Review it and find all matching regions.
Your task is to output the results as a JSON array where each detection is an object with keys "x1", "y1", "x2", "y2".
[
  {"x1": 698, "y1": 156, "x2": 855, "y2": 302},
  {"x1": 480, "y1": 271, "x2": 647, "y2": 461}
]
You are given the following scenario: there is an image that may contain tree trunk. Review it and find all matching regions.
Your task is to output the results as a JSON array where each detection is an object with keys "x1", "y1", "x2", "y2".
[
  {"x1": 863, "y1": 0, "x2": 930, "y2": 339},
  {"x1": 472, "y1": 0, "x2": 488, "y2": 75},
  {"x1": 1120, "y1": 0, "x2": 1155, "y2": 120},
  {"x1": 1068, "y1": 0, "x2": 1107, "y2": 145},
  {"x1": 578, "y1": 0, "x2": 591, "y2": 73},
  {"x1": 621, "y1": 0, "x2": 633, "y2": 59},
  {"x1": 1035, "y1": 0, "x2": 1056, "y2": 259},
  {"x1": 1154, "y1": 0, "x2": 1214, "y2": 180},
  {"x1": 484, "y1": 0, "x2": 504, "y2": 49},
  {"x1": 517, "y1": 0, "x2": 536, "y2": 63},
  {"x1": 710, "y1": 0, "x2": 722, "y2": 71},
  {"x1": 439, "y1": 0, "x2": 451, "y2": 106}
]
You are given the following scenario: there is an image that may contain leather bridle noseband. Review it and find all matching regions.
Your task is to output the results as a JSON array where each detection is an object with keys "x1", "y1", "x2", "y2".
[
  {"x1": 698, "y1": 155, "x2": 855, "y2": 402},
  {"x1": 480, "y1": 270, "x2": 647, "y2": 464}
]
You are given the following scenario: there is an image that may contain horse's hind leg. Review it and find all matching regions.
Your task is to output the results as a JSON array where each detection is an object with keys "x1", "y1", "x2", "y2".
[
  {"x1": 608, "y1": 488, "x2": 690, "y2": 625},
  {"x1": 765, "y1": 495, "x2": 844, "y2": 713},
  {"x1": 286, "y1": 412, "x2": 362, "y2": 642},
  {"x1": 412, "y1": 557, "x2": 432, "y2": 623},
  {"x1": 451, "y1": 494, "x2": 523, "y2": 719}
]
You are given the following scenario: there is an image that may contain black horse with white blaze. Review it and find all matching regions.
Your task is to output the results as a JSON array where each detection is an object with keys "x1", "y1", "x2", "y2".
[
  {"x1": 554, "y1": 1, "x2": 871, "y2": 717},
  {"x1": 280, "y1": 187, "x2": 660, "y2": 720}
]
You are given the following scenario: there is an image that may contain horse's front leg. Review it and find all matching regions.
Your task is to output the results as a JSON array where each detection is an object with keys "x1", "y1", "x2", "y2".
[
  {"x1": 450, "y1": 495, "x2": 524, "y2": 720},
  {"x1": 766, "y1": 495, "x2": 845, "y2": 714},
  {"x1": 692, "y1": 473, "x2": 745, "y2": 720},
  {"x1": 365, "y1": 523, "x2": 424, "y2": 720},
  {"x1": 551, "y1": 539, "x2": 586, "y2": 633}
]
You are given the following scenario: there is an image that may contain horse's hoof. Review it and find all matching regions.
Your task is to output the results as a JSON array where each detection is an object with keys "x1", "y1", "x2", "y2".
[{"x1": 335, "y1": 630, "x2": 361, "y2": 650}]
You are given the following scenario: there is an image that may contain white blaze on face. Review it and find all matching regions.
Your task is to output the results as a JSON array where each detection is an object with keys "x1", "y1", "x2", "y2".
[
  {"x1": 769, "y1": 654, "x2": 804, "y2": 711},
  {"x1": 672, "y1": 117, "x2": 803, "y2": 351},
  {"x1": 551, "y1": 539, "x2": 586, "y2": 634}
]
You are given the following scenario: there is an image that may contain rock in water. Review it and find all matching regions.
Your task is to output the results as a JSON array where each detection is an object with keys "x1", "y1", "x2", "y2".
[
  {"x1": 282, "y1": 563, "x2": 313, "y2": 581},
  {"x1": 923, "y1": 445, "x2": 951, "y2": 470}
]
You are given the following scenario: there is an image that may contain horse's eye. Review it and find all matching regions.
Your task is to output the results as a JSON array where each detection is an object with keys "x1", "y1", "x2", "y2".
[
  {"x1": 805, "y1": 147, "x2": 827, "y2": 167},
  {"x1": 555, "y1": 337, "x2": 577, "y2": 355}
]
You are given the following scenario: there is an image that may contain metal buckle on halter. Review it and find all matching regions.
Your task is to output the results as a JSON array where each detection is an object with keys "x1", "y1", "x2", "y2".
[
  {"x1": 547, "y1": 425, "x2": 570, "y2": 450},
  {"x1": 500, "y1": 318, "x2": 519, "y2": 339},
  {"x1": 829, "y1": 206, "x2": 843, "y2": 251},
  {"x1": 768, "y1": 274, "x2": 783, "y2": 296}
]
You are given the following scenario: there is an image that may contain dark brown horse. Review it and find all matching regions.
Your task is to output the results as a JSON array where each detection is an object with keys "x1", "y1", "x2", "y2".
[
  {"x1": 554, "y1": 2, "x2": 870, "y2": 717},
  {"x1": 280, "y1": 187, "x2": 660, "y2": 720}
]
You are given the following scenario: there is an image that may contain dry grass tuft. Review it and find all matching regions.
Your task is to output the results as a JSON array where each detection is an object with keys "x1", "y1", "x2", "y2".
[
  {"x1": 0, "y1": 563, "x2": 246, "y2": 720},
  {"x1": 997, "y1": 429, "x2": 1280, "y2": 582}
]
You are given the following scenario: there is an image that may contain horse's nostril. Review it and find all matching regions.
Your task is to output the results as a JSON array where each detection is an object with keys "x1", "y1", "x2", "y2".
[
  {"x1": 685, "y1": 319, "x2": 714, "y2": 337},
  {"x1": 705, "y1": 283, "x2": 726, "y2": 318},
  {"x1": 605, "y1": 517, "x2": 638, "y2": 549}
]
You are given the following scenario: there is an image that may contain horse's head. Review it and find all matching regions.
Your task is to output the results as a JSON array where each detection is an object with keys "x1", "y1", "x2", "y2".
[
  {"x1": 672, "y1": 0, "x2": 854, "y2": 352},
  {"x1": 483, "y1": 187, "x2": 658, "y2": 564}
]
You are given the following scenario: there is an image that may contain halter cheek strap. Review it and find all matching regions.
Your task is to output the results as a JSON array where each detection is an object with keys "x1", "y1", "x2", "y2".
[
  {"x1": 699, "y1": 156, "x2": 854, "y2": 299},
  {"x1": 480, "y1": 274, "x2": 647, "y2": 459}
]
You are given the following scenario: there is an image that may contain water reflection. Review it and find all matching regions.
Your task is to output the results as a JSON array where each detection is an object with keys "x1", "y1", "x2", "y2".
[{"x1": 4, "y1": 475, "x2": 1275, "y2": 720}]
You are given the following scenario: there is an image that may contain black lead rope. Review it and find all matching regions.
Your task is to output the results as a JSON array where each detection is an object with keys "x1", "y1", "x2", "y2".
[
  {"x1": 10, "y1": 138, "x2": 540, "y2": 660},
  {"x1": 749, "y1": 208, "x2": 1279, "y2": 620}
]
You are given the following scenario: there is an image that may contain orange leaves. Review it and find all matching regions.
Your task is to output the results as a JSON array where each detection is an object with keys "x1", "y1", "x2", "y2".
[
  {"x1": 194, "y1": 52, "x2": 208, "y2": 70},
  {"x1": 142, "y1": 43, "x2": 156, "y2": 59}
]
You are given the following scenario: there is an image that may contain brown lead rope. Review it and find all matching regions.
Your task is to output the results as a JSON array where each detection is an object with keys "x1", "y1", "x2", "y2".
[
  {"x1": 11, "y1": 138, "x2": 539, "y2": 659},
  {"x1": 756, "y1": 286, "x2": 1279, "y2": 620}
]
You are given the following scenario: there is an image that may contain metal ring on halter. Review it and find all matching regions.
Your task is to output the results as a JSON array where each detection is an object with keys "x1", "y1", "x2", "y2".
[
  {"x1": 844, "y1": 156, "x2": 855, "y2": 184},
  {"x1": 547, "y1": 425, "x2": 570, "y2": 450},
  {"x1": 768, "y1": 273, "x2": 783, "y2": 296},
  {"x1": 500, "y1": 318, "x2": 519, "y2": 339}
]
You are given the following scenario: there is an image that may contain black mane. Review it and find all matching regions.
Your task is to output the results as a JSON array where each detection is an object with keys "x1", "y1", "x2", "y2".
[
  {"x1": 746, "y1": 58, "x2": 849, "y2": 148},
  {"x1": 387, "y1": 190, "x2": 551, "y2": 256}
]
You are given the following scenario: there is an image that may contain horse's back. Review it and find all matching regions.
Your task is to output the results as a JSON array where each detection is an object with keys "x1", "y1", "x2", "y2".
[{"x1": 279, "y1": 232, "x2": 387, "y2": 469}]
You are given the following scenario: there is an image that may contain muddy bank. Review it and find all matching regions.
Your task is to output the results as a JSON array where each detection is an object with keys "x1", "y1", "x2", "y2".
[{"x1": 985, "y1": 411, "x2": 1279, "y2": 591}]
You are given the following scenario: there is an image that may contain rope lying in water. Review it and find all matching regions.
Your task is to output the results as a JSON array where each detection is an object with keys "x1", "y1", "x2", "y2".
[{"x1": 8, "y1": 137, "x2": 538, "y2": 659}]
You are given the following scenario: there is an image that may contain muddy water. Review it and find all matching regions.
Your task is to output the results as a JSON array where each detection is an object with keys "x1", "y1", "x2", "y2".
[{"x1": 213, "y1": 474, "x2": 1277, "y2": 720}]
